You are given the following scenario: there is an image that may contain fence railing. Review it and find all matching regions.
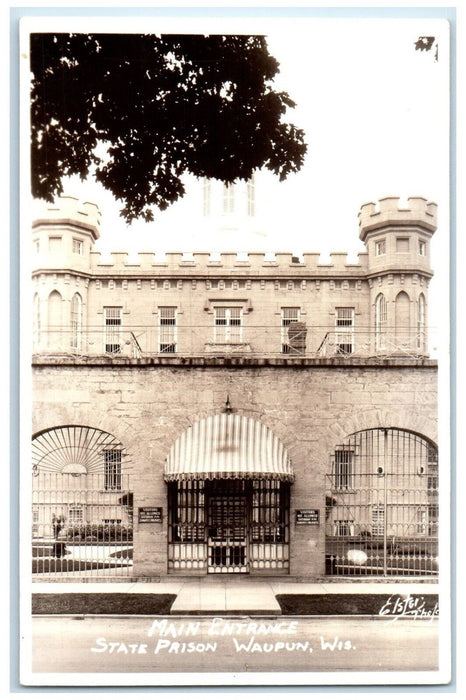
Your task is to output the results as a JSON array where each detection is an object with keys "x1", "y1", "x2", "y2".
[
  {"x1": 32, "y1": 325, "x2": 433, "y2": 359},
  {"x1": 32, "y1": 473, "x2": 133, "y2": 578}
]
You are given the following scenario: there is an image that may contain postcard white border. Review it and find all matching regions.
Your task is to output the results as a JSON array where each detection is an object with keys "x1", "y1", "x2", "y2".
[{"x1": 14, "y1": 5, "x2": 455, "y2": 690}]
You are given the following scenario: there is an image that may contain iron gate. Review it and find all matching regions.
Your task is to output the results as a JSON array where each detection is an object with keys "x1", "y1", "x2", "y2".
[
  {"x1": 325, "y1": 428, "x2": 438, "y2": 576},
  {"x1": 208, "y1": 489, "x2": 248, "y2": 573},
  {"x1": 32, "y1": 426, "x2": 133, "y2": 579},
  {"x1": 32, "y1": 473, "x2": 133, "y2": 577},
  {"x1": 167, "y1": 478, "x2": 290, "y2": 573}
]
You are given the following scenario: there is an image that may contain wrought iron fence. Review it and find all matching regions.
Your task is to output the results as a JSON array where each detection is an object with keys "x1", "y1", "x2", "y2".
[
  {"x1": 32, "y1": 473, "x2": 133, "y2": 578},
  {"x1": 325, "y1": 428, "x2": 439, "y2": 577}
]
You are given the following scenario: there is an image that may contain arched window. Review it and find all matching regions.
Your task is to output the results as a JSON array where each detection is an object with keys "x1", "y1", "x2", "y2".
[
  {"x1": 48, "y1": 290, "x2": 62, "y2": 349},
  {"x1": 375, "y1": 293, "x2": 387, "y2": 350},
  {"x1": 395, "y1": 291, "x2": 410, "y2": 348},
  {"x1": 70, "y1": 293, "x2": 82, "y2": 350},
  {"x1": 33, "y1": 293, "x2": 40, "y2": 349},
  {"x1": 417, "y1": 293, "x2": 426, "y2": 351}
]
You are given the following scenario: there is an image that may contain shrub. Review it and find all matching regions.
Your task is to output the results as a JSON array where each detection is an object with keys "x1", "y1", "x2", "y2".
[{"x1": 65, "y1": 524, "x2": 133, "y2": 542}]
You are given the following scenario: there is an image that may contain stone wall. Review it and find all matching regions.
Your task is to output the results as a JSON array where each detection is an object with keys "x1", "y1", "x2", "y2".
[{"x1": 32, "y1": 358, "x2": 437, "y2": 577}]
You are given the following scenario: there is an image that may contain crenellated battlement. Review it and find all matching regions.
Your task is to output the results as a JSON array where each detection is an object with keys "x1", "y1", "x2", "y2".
[
  {"x1": 358, "y1": 196, "x2": 437, "y2": 241},
  {"x1": 88, "y1": 250, "x2": 369, "y2": 275},
  {"x1": 33, "y1": 195, "x2": 101, "y2": 241},
  {"x1": 31, "y1": 195, "x2": 436, "y2": 279}
]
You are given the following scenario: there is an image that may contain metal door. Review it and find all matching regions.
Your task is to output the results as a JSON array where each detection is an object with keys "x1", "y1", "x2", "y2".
[{"x1": 207, "y1": 491, "x2": 248, "y2": 573}]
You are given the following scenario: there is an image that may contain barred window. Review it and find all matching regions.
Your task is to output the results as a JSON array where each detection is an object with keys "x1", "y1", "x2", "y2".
[
  {"x1": 168, "y1": 481, "x2": 205, "y2": 543},
  {"x1": 375, "y1": 294, "x2": 388, "y2": 350},
  {"x1": 335, "y1": 307, "x2": 354, "y2": 354},
  {"x1": 428, "y1": 505, "x2": 439, "y2": 536},
  {"x1": 251, "y1": 480, "x2": 287, "y2": 543},
  {"x1": 281, "y1": 307, "x2": 300, "y2": 353},
  {"x1": 70, "y1": 293, "x2": 82, "y2": 350},
  {"x1": 372, "y1": 505, "x2": 385, "y2": 536},
  {"x1": 334, "y1": 520, "x2": 354, "y2": 536},
  {"x1": 334, "y1": 450, "x2": 354, "y2": 490},
  {"x1": 32, "y1": 509, "x2": 39, "y2": 535},
  {"x1": 104, "y1": 307, "x2": 122, "y2": 353},
  {"x1": 159, "y1": 306, "x2": 177, "y2": 353},
  {"x1": 336, "y1": 307, "x2": 354, "y2": 327},
  {"x1": 427, "y1": 445, "x2": 438, "y2": 492},
  {"x1": 416, "y1": 507, "x2": 427, "y2": 535},
  {"x1": 417, "y1": 294, "x2": 426, "y2": 351},
  {"x1": 104, "y1": 449, "x2": 122, "y2": 491},
  {"x1": 68, "y1": 506, "x2": 84, "y2": 524},
  {"x1": 214, "y1": 307, "x2": 242, "y2": 343}
]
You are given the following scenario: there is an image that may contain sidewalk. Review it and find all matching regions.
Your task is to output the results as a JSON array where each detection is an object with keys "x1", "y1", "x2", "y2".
[{"x1": 31, "y1": 579, "x2": 440, "y2": 615}]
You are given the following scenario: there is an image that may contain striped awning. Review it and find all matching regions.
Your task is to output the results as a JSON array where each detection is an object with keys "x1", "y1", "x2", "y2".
[{"x1": 164, "y1": 413, "x2": 294, "y2": 482}]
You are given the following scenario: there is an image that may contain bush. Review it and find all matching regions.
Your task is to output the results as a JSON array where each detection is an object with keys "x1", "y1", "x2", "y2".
[{"x1": 65, "y1": 524, "x2": 133, "y2": 542}]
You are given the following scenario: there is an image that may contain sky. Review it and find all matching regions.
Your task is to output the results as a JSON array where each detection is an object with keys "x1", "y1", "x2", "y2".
[
  {"x1": 44, "y1": 17, "x2": 450, "y2": 258},
  {"x1": 26, "y1": 15, "x2": 450, "y2": 346}
]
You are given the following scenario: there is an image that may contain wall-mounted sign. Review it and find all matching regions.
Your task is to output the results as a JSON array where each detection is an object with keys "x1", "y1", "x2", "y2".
[
  {"x1": 295, "y1": 509, "x2": 320, "y2": 525},
  {"x1": 138, "y1": 507, "x2": 163, "y2": 523}
]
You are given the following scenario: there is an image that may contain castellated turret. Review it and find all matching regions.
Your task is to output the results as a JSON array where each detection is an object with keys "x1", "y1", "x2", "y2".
[
  {"x1": 359, "y1": 196, "x2": 437, "y2": 355},
  {"x1": 32, "y1": 196, "x2": 101, "y2": 351},
  {"x1": 359, "y1": 196, "x2": 437, "y2": 273},
  {"x1": 32, "y1": 195, "x2": 101, "y2": 272}
]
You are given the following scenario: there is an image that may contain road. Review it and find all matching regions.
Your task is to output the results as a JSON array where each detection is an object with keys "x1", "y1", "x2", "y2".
[{"x1": 28, "y1": 614, "x2": 439, "y2": 678}]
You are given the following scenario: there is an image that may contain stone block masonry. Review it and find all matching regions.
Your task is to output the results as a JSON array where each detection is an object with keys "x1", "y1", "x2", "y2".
[{"x1": 32, "y1": 356, "x2": 437, "y2": 578}]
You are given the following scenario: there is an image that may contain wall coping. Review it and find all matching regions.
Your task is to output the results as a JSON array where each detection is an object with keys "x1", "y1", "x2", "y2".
[{"x1": 32, "y1": 355, "x2": 438, "y2": 369}]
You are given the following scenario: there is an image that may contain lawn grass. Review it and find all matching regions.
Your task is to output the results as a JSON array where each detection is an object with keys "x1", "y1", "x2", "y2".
[
  {"x1": 32, "y1": 592, "x2": 439, "y2": 616},
  {"x1": 32, "y1": 593, "x2": 176, "y2": 615},
  {"x1": 32, "y1": 558, "x2": 131, "y2": 574},
  {"x1": 276, "y1": 593, "x2": 439, "y2": 616}
]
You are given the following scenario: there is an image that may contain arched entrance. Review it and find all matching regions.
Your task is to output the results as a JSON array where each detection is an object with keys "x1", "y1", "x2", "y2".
[
  {"x1": 164, "y1": 413, "x2": 294, "y2": 574},
  {"x1": 31, "y1": 426, "x2": 133, "y2": 578},
  {"x1": 325, "y1": 427, "x2": 438, "y2": 576}
]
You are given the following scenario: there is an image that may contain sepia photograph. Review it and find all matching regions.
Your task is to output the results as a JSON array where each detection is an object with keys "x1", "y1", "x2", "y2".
[{"x1": 17, "y1": 6, "x2": 452, "y2": 688}]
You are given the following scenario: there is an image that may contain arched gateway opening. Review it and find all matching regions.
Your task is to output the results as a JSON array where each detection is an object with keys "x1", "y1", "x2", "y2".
[{"x1": 164, "y1": 413, "x2": 294, "y2": 574}]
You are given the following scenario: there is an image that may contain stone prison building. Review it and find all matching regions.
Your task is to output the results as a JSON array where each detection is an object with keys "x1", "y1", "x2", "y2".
[{"x1": 31, "y1": 193, "x2": 439, "y2": 580}]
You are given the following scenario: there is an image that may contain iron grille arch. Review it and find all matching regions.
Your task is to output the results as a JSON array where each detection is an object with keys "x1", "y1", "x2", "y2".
[
  {"x1": 32, "y1": 425, "x2": 131, "y2": 477},
  {"x1": 326, "y1": 427, "x2": 438, "y2": 577},
  {"x1": 31, "y1": 425, "x2": 133, "y2": 579}
]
